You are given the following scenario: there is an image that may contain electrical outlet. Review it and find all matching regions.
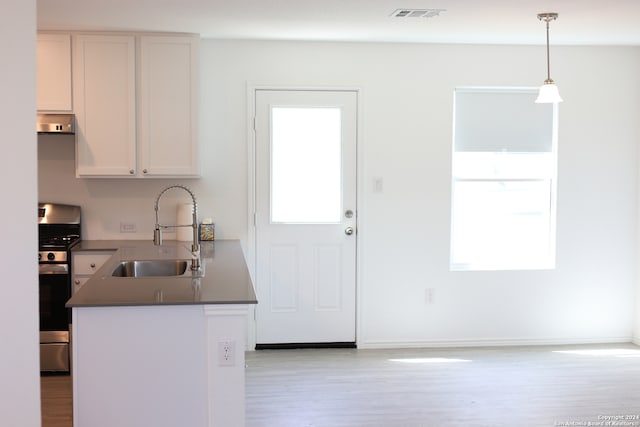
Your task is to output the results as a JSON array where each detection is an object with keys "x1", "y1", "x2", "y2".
[
  {"x1": 120, "y1": 222, "x2": 137, "y2": 233},
  {"x1": 218, "y1": 340, "x2": 235, "y2": 367}
]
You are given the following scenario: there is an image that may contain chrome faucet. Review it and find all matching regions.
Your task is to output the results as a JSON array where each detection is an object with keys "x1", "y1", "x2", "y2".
[{"x1": 153, "y1": 185, "x2": 200, "y2": 271}]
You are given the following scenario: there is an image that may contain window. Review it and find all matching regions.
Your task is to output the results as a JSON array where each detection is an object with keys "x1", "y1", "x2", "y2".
[{"x1": 450, "y1": 88, "x2": 558, "y2": 271}]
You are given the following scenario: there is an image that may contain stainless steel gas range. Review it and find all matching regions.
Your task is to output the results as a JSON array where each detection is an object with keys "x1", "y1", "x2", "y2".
[{"x1": 38, "y1": 203, "x2": 81, "y2": 373}]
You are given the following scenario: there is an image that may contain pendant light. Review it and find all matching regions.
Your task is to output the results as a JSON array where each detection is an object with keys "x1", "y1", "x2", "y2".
[{"x1": 535, "y1": 12, "x2": 563, "y2": 103}]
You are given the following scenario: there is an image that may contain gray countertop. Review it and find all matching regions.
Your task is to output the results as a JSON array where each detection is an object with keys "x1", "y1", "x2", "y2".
[{"x1": 66, "y1": 240, "x2": 257, "y2": 307}]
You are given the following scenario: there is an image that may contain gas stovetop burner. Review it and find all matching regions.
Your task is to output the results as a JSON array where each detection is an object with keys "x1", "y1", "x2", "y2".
[{"x1": 39, "y1": 235, "x2": 81, "y2": 248}]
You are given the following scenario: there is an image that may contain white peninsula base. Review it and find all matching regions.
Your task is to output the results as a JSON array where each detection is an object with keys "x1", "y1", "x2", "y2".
[{"x1": 72, "y1": 304, "x2": 250, "y2": 427}]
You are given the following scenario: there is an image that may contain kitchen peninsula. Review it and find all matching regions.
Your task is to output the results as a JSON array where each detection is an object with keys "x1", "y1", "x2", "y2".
[{"x1": 67, "y1": 239, "x2": 257, "y2": 427}]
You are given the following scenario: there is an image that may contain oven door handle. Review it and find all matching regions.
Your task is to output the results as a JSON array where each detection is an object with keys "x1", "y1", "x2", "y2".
[{"x1": 39, "y1": 264, "x2": 69, "y2": 275}]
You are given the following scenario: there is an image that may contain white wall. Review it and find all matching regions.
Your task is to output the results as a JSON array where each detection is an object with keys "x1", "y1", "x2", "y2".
[
  {"x1": 1, "y1": 0, "x2": 41, "y2": 425},
  {"x1": 637, "y1": 106, "x2": 640, "y2": 344},
  {"x1": 39, "y1": 40, "x2": 640, "y2": 347}
]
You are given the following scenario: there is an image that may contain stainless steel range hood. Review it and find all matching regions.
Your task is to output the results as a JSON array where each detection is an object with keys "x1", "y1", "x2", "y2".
[{"x1": 37, "y1": 113, "x2": 75, "y2": 134}]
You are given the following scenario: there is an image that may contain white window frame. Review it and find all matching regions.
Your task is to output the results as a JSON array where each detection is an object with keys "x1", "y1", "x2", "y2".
[{"x1": 450, "y1": 87, "x2": 558, "y2": 271}]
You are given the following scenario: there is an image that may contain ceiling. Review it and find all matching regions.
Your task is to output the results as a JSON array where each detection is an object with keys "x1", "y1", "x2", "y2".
[{"x1": 37, "y1": 0, "x2": 640, "y2": 46}]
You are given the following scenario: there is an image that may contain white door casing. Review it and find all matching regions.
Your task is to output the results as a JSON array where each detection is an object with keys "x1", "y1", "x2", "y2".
[{"x1": 254, "y1": 89, "x2": 358, "y2": 344}]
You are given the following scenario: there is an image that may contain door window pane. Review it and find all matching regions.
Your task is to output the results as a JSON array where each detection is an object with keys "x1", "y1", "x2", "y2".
[{"x1": 271, "y1": 107, "x2": 342, "y2": 223}]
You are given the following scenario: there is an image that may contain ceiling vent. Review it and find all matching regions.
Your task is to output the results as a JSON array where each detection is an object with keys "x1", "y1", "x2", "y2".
[{"x1": 391, "y1": 9, "x2": 446, "y2": 18}]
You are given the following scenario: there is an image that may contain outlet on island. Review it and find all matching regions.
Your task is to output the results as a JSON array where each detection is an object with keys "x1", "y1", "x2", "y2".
[{"x1": 218, "y1": 340, "x2": 236, "y2": 367}]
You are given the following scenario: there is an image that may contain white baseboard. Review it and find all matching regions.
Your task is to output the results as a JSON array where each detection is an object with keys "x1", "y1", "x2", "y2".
[{"x1": 357, "y1": 336, "x2": 633, "y2": 349}]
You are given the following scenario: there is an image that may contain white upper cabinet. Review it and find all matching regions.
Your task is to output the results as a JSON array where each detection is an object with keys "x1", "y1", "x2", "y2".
[
  {"x1": 37, "y1": 33, "x2": 73, "y2": 111},
  {"x1": 74, "y1": 33, "x2": 199, "y2": 178},
  {"x1": 139, "y1": 36, "x2": 199, "y2": 177},
  {"x1": 74, "y1": 34, "x2": 137, "y2": 177}
]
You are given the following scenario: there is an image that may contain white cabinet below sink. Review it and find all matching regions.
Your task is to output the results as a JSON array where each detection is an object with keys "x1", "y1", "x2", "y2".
[{"x1": 72, "y1": 251, "x2": 114, "y2": 294}]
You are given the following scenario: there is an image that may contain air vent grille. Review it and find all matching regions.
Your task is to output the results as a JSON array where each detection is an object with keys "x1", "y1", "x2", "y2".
[{"x1": 391, "y1": 9, "x2": 446, "y2": 18}]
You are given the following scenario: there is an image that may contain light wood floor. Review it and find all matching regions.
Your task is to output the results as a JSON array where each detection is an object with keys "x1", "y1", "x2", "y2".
[{"x1": 42, "y1": 343, "x2": 640, "y2": 427}]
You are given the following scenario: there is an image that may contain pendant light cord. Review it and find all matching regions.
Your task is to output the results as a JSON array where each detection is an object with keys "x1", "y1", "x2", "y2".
[
  {"x1": 538, "y1": 12, "x2": 558, "y2": 84},
  {"x1": 545, "y1": 18, "x2": 551, "y2": 83}
]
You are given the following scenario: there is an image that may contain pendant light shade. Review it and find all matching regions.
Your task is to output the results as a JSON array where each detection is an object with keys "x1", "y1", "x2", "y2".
[
  {"x1": 536, "y1": 81, "x2": 563, "y2": 103},
  {"x1": 535, "y1": 12, "x2": 563, "y2": 104}
]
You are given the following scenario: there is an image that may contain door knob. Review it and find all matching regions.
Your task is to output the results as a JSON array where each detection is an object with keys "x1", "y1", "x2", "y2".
[{"x1": 345, "y1": 226, "x2": 354, "y2": 236}]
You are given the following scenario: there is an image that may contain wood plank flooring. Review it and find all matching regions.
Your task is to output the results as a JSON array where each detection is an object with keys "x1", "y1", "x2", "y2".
[
  {"x1": 40, "y1": 375, "x2": 72, "y2": 427},
  {"x1": 41, "y1": 343, "x2": 640, "y2": 427},
  {"x1": 245, "y1": 343, "x2": 640, "y2": 427}
]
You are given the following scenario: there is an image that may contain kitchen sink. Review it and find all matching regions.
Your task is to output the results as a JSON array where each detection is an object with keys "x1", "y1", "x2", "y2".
[{"x1": 110, "y1": 260, "x2": 189, "y2": 278}]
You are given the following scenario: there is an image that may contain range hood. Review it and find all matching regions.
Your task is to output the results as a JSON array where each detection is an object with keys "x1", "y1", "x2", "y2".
[{"x1": 37, "y1": 113, "x2": 75, "y2": 134}]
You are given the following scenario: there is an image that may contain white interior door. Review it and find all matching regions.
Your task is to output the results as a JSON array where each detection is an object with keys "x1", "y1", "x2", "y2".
[{"x1": 254, "y1": 89, "x2": 357, "y2": 345}]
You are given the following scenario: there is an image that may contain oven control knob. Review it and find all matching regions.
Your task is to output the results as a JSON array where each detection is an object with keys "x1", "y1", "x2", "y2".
[
  {"x1": 47, "y1": 252, "x2": 55, "y2": 261},
  {"x1": 38, "y1": 253, "x2": 42, "y2": 261}
]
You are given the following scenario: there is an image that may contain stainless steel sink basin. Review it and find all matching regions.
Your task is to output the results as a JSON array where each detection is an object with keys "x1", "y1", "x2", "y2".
[{"x1": 110, "y1": 260, "x2": 189, "y2": 278}]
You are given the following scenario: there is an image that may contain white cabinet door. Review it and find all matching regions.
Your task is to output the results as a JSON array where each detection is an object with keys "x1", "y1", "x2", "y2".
[
  {"x1": 139, "y1": 35, "x2": 199, "y2": 177},
  {"x1": 74, "y1": 34, "x2": 137, "y2": 177},
  {"x1": 72, "y1": 252, "x2": 113, "y2": 275},
  {"x1": 37, "y1": 33, "x2": 72, "y2": 111}
]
